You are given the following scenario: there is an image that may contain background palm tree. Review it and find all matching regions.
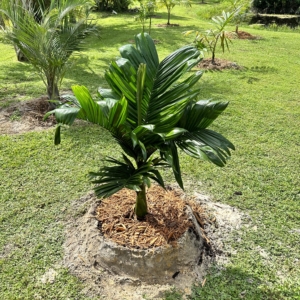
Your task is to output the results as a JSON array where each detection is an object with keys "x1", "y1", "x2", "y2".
[
  {"x1": 0, "y1": 0, "x2": 96, "y2": 108},
  {"x1": 46, "y1": 33, "x2": 235, "y2": 219},
  {"x1": 158, "y1": 0, "x2": 191, "y2": 25}
]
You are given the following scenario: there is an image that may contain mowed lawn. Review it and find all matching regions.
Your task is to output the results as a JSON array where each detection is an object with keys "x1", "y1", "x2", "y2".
[{"x1": 0, "y1": 3, "x2": 299, "y2": 299}]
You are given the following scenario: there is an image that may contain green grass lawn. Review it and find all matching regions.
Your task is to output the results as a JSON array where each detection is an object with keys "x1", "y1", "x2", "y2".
[{"x1": 1, "y1": 2, "x2": 300, "y2": 299}]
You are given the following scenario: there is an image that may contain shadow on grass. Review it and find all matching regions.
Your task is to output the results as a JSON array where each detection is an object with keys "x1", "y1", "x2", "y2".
[
  {"x1": 98, "y1": 11, "x2": 191, "y2": 22},
  {"x1": 189, "y1": 266, "x2": 290, "y2": 300},
  {"x1": 247, "y1": 66, "x2": 278, "y2": 73},
  {"x1": 225, "y1": 64, "x2": 278, "y2": 85}
]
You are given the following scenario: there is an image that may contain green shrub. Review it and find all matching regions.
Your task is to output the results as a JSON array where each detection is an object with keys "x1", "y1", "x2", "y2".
[
  {"x1": 94, "y1": 0, "x2": 132, "y2": 11},
  {"x1": 252, "y1": 0, "x2": 300, "y2": 14}
]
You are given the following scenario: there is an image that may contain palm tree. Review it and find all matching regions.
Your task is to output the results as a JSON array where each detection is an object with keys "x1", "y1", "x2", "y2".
[
  {"x1": 190, "y1": 10, "x2": 237, "y2": 64},
  {"x1": 158, "y1": 0, "x2": 191, "y2": 25},
  {"x1": 0, "y1": 0, "x2": 96, "y2": 108},
  {"x1": 46, "y1": 33, "x2": 235, "y2": 219}
]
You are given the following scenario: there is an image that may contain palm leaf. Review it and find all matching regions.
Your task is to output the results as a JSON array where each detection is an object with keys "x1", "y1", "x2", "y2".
[
  {"x1": 179, "y1": 100, "x2": 229, "y2": 131},
  {"x1": 89, "y1": 156, "x2": 165, "y2": 198},
  {"x1": 177, "y1": 130, "x2": 235, "y2": 166},
  {"x1": 160, "y1": 141, "x2": 183, "y2": 188}
]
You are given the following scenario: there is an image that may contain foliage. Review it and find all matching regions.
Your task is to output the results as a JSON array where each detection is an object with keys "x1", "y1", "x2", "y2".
[
  {"x1": 158, "y1": 0, "x2": 191, "y2": 25},
  {"x1": 197, "y1": 0, "x2": 251, "y2": 33},
  {"x1": 230, "y1": 0, "x2": 253, "y2": 33},
  {"x1": 197, "y1": 0, "x2": 252, "y2": 32},
  {"x1": 94, "y1": 0, "x2": 132, "y2": 11},
  {"x1": 0, "y1": 0, "x2": 35, "y2": 61},
  {"x1": 46, "y1": 33, "x2": 234, "y2": 218},
  {"x1": 186, "y1": 10, "x2": 237, "y2": 64},
  {"x1": 2, "y1": 7, "x2": 300, "y2": 299},
  {"x1": 252, "y1": 0, "x2": 300, "y2": 14},
  {"x1": 251, "y1": 22, "x2": 300, "y2": 32},
  {"x1": 0, "y1": 0, "x2": 97, "y2": 106},
  {"x1": 135, "y1": 0, "x2": 157, "y2": 34}
]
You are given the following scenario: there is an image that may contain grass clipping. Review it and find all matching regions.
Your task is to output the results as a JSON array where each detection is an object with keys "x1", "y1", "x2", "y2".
[{"x1": 96, "y1": 185, "x2": 206, "y2": 249}]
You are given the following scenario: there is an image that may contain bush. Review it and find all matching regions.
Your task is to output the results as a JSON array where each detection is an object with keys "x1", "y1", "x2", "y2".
[
  {"x1": 252, "y1": 0, "x2": 300, "y2": 14},
  {"x1": 94, "y1": 0, "x2": 132, "y2": 11}
]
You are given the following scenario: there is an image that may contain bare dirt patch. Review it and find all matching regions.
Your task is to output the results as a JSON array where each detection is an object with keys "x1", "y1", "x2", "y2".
[
  {"x1": 236, "y1": 30, "x2": 259, "y2": 40},
  {"x1": 61, "y1": 188, "x2": 249, "y2": 299},
  {"x1": 227, "y1": 30, "x2": 260, "y2": 40},
  {"x1": 198, "y1": 58, "x2": 242, "y2": 71},
  {"x1": 0, "y1": 97, "x2": 56, "y2": 135}
]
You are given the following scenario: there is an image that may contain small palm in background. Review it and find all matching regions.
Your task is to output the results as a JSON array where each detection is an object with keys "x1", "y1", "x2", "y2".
[
  {"x1": 136, "y1": 0, "x2": 157, "y2": 34},
  {"x1": 0, "y1": 0, "x2": 97, "y2": 108},
  {"x1": 158, "y1": 0, "x2": 191, "y2": 25},
  {"x1": 46, "y1": 33, "x2": 235, "y2": 219},
  {"x1": 186, "y1": 10, "x2": 239, "y2": 64}
]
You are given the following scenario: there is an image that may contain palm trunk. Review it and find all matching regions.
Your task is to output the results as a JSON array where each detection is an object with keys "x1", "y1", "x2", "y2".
[
  {"x1": 211, "y1": 37, "x2": 219, "y2": 65},
  {"x1": 211, "y1": 52, "x2": 215, "y2": 64},
  {"x1": 135, "y1": 183, "x2": 148, "y2": 219},
  {"x1": 47, "y1": 77, "x2": 59, "y2": 110},
  {"x1": 14, "y1": 46, "x2": 28, "y2": 62}
]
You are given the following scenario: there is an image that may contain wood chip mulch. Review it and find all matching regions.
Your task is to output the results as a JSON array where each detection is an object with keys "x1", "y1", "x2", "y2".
[
  {"x1": 95, "y1": 185, "x2": 207, "y2": 249},
  {"x1": 198, "y1": 58, "x2": 242, "y2": 71}
]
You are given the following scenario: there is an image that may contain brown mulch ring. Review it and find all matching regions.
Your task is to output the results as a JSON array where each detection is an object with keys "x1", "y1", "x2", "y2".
[
  {"x1": 96, "y1": 185, "x2": 209, "y2": 249},
  {"x1": 157, "y1": 23, "x2": 179, "y2": 27},
  {"x1": 236, "y1": 30, "x2": 258, "y2": 40},
  {"x1": 0, "y1": 97, "x2": 56, "y2": 135},
  {"x1": 197, "y1": 58, "x2": 242, "y2": 71},
  {"x1": 227, "y1": 30, "x2": 260, "y2": 40}
]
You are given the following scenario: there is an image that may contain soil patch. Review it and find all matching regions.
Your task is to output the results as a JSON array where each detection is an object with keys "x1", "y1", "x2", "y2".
[
  {"x1": 61, "y1": 188, "x2": 249, "y2": 299},
  {"x1": 0, "y1": 97, "x2": 56, "y2": 135},
  {"x1": 197, "y1": 58, "x2": 242, "y2": 71},
  {"x1": 226, "y1": 30, "x2": 260, "y2": 40},
  {"x1": 236, "y1": 30, "x2": 259, "y2": 40}
]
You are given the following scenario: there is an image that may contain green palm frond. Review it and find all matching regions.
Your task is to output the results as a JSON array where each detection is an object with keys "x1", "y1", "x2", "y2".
[
  {"x1": 89, "y1": 155, "x2": 165, "y2": 198},
  {"x1": 179, "y1": 100, "x2": 229, "y2": 131},
  {"x1": 103, "y1": 34, "x2": 203, "y2": 132},
  {"x1": 47, "y1": 33, "x2": 234, "y2": 202},
  {"x1": 1, "y1": 0, "x2": 96, "y2": 100},
  {"x1": 177, "y1": 130, "x2": 235, "y2": 167}
]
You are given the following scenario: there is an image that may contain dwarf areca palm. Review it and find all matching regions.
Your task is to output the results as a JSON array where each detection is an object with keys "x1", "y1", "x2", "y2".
[
  {"x1": 47, "y1": 33, "x2": 234, "y2": 219},
  {"x1": 1, "y1": 0, "x2": 96, "y2": 107}
]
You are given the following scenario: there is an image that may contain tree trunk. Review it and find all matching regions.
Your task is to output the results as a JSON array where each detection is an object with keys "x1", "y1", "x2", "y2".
[
  {"x1": 47, "y1": 77, "x2": 60, "y2": 110},
  {"x1": 211, "y1": 37, "x2": 219, "y2": 65},
  {"x1": 235, "y1": 24, "x2": 239, "y2": 34},
  {"x1": 14, "y1": 46, "x2": 28, "y2": 62},
  {"x1": 167, "y1": 8, "x2": 171, "y2": 25},
  {"x1": 135, "y1": 184, "x2": 148, "y2": 219},
  {"x1": 211, "y1": 52, "x2": 215, "y2": 65}
]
